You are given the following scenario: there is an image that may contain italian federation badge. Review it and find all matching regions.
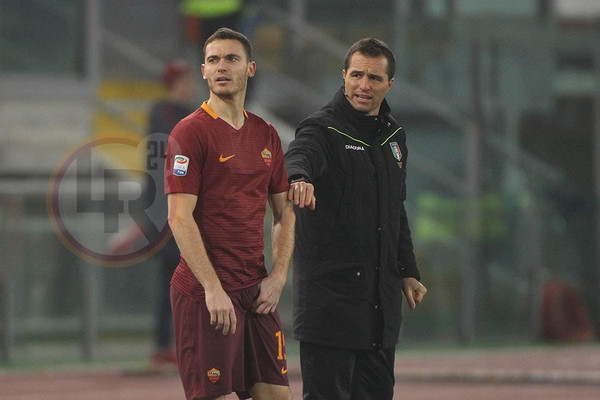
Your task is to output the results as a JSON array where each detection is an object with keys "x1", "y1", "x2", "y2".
[{"x1": 389, "y1": 142, "x2": 403, "y2": 168}]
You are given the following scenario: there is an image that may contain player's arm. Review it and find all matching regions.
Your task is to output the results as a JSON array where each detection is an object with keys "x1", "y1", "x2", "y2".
[
  {"x1": 167, "y1": 192, "x2": 236, "y2": 335},
  {"x1": 252, "y1": 191, "x2": 295, "y2": 314}
]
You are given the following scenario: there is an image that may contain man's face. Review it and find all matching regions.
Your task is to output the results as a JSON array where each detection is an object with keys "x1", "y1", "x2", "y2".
[
  {"x1": 202, "y1": 39, "x2": 255, "y2": 98},
  {"x1": 342, "y1": 53, "x2": 394, "y2": 115}
]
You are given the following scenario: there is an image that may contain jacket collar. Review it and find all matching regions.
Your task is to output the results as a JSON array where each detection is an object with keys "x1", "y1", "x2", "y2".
[
  {"x1": 324, "y1": 87, "x2": 392, "y2": 143},
  {"x1": 329, "y1": 86, "x2": 392, "y2": 123}
]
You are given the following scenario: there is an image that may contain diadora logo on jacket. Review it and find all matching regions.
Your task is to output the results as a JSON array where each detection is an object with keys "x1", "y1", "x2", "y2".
[{"x1": 345, "y1": 144, "x2": 365, "y2": 151}]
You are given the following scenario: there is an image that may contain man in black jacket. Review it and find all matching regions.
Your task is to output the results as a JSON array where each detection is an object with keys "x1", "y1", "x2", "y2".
[{"x1": 285, "y1": 38, "x2": 427, "y2": 399}]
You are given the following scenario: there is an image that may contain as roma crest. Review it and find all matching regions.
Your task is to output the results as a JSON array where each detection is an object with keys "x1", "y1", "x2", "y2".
[
  {"x1": 261, "y1": 148, "x2": 272, "y2": 166},
  {"x1": 207, "y1": 368, "x2": 221, "y2": 384}
]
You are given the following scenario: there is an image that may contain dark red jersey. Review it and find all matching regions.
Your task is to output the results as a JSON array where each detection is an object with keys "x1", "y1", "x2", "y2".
[{"x1": 165, "y1": 102, "x2": 289, "y2": 297}]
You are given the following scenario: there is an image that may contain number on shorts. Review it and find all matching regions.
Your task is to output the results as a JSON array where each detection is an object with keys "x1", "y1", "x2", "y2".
[{"x1": 275, "y1": 330, "x2": 287, "y2": 360}]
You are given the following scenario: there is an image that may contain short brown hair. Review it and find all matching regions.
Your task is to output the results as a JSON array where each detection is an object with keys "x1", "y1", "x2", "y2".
[
  {"x1": 203, "y1": 27, "x2": 253, "y2": 61},
  {"x1": 344, "y1": 38, "x2": 396, "y2": 79}
]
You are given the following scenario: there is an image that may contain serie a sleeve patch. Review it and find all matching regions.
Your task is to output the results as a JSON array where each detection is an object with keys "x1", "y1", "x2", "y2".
[{"x1": 173, "y1": 155, "x2": 190, "y2": 176}]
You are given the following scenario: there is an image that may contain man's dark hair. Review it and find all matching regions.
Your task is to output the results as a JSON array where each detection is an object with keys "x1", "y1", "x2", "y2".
[
  {"x1": 343, "y1": 38, "x2": 396, "y2": 80},
  {"x1": 203, "y1": 27, "x2": 253, "y2": 61}
]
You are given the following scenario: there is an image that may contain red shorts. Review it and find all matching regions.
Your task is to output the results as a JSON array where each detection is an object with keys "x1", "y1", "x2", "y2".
[{"x1": 171, "y1": 284, "x2": 289, "y2": 399}]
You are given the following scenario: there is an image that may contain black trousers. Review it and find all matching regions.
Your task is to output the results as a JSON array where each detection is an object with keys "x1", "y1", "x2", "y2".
[{"x1": 300, "y1": 342, "x2": 395, "y2": 400}]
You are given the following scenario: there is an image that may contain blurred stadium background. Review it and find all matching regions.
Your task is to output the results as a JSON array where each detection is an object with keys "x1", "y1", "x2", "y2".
[{"x1": 1, "y1": 0, "x2": 599, "y2": 372}]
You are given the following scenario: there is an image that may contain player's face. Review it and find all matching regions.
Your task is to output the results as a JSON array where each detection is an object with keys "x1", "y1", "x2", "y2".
[
  {"x1": 342, "y1": 53, "x2": 394, "y2": 115},
  {"x1": 202, "y1": 39, "x2": 256, "y2": 99}
]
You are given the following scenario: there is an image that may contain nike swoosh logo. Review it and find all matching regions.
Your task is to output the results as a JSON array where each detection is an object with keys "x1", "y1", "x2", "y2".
[
  {"x1": 219, "y1": 154, "x2": 235, "y2": 162},
  {"x1": 281, "y1": 367, "x2": 288, "y2": 375}
]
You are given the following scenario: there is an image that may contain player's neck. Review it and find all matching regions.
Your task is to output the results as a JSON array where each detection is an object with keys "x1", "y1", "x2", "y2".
[{"x1": 207, "y1": 94, "x2": 246, "y2": 130}]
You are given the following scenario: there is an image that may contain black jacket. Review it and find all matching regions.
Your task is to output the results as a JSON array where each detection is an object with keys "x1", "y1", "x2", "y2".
[{"x1": 285, "y1": 87, "x2": 420, "y2": 350}]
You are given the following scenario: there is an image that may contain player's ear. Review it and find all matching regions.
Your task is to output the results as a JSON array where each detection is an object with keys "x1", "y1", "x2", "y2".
[
  {"x1": 201, "y1": 64, "x2": 206, "y2": 79},
  {"x1": 248, "y1": 61, "x2": 257, "y2": 78}
]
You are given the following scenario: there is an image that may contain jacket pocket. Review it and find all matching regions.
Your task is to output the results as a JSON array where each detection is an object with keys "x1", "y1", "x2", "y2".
[{"x1": 309, "y1": 263, "x2": 367, "y2": 299}]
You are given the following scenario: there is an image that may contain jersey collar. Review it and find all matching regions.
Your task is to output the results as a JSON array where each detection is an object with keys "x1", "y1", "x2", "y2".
[{"x1": 201, "y1": 101, "x2": 248, "y2": 120}]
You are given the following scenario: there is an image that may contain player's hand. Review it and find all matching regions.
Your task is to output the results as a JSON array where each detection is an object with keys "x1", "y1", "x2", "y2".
[
  {"x1": 252, "y1": 274, "x2": 285, "y2": 314},
  {"x1": 205, "y1": 288, "x2": 237, "y2": 335},
  {"x1": 288, "y1": 180, "x2": 316, "y2": 210},
  {"x1": 402, "y1": 277, "x2": 427, "y2": 310}
]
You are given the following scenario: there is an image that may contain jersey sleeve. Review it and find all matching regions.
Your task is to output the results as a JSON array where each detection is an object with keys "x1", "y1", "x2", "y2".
[
  {"x1": 267, "y1": 124, "x2": 290, "y2": 194},
  {"x1": 164, "y1": 118, "x2": 203, "y2": 196}
]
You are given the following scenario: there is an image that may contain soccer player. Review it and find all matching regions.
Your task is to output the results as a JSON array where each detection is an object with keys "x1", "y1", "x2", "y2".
[{"x1": 165, "y1": 28, "x2": 294, "y2": 400}]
